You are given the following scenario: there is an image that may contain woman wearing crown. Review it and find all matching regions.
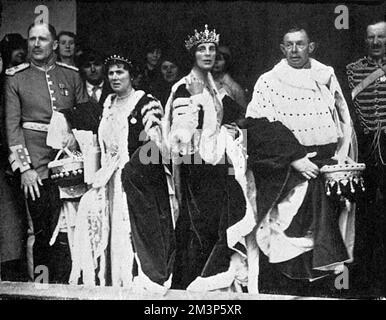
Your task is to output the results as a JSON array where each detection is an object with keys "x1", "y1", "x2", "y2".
[
  {"x1": 154, "y1": 25, "x2": 247, "y2": 290},
  {"x1": 69, "y1": 53, "x2": 171, "y2": 291}
]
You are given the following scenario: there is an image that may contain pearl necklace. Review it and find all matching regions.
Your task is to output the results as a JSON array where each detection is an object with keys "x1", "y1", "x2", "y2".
[{"x1": 116, "y1": 88, "x2": 134, "y2": 101}]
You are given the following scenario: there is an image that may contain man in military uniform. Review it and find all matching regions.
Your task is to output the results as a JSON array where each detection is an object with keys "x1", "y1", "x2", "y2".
[
  {"x1": 346, "y1": 21, "x2": 386, "y2": 292},
  {"x1": 4, "y1": 22, "x2": 88, "y2": 283}
]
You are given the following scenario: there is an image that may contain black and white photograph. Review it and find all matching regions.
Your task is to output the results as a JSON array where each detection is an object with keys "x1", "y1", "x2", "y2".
[{"x1": 0, "y1": 0, "x2": 385, "y2": 304}]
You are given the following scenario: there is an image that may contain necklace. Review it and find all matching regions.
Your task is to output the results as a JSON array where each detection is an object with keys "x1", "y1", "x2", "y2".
[
  {"x1": 116, "y1": 89, "x2": 134, "y2": 101},
  {"x1": 114, "y1": 90, "x2": 135, "y2": 109},
  {"x1": 112, "y1": 89, "x2": 137, "y2": 119}
]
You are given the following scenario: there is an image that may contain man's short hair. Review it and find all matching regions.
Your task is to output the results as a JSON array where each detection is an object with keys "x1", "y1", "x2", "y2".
[
  {"x1": 281, "y1": 25, "x2": 312, "y2": 43},
  {"x1": 27, "y1": 23, "x2": 57, "y2": 41},
  {"x1": 57, "y1": 31, "x2": 76, "y2": 43},
  {"x1": 366, "y1": 20, "x2": 386, "y2": 31},
  {"x1": 78, "y1": 49, "x2": 105, "y2": 68},
  {"x1": 363, "y1": 19, "x2": 386, "y2": 38}
]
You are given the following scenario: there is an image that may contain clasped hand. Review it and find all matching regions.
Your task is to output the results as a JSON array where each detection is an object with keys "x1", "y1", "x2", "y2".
[
  {"x1": 186, "y1": 76, "x2": 205, "y2": 95},
  {"x1": 291, "y1": 152, "x2": 319, "y2": 180}
]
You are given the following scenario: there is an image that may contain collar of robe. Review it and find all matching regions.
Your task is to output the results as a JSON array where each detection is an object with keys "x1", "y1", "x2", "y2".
[{"x1": 272, "y1": 58, "x2": 335, "y2": 91}]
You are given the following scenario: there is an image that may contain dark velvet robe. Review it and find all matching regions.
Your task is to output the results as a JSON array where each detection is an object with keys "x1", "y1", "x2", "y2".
[
  {"x1": 120, "y1": 92, "x2": 175, "y2": 286},
  {"x1": 197, "y1": 117, "x2": 308, "y2": 283},
  {"x1": 170, "y1": 86, "x2": 248, "y2": 289},
  {"x1": 200, "y1": 117, "x2": 352, "y2": 287}
]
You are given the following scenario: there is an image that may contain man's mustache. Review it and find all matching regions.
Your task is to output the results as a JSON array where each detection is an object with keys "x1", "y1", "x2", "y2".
[{"x1": 370, "y1": 43, "x2": 384, "y2": 49}]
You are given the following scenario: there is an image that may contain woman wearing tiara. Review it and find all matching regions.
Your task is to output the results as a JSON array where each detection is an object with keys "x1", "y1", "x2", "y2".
[
  {"x1": 157, "y1": 25, "x2": 248, "y2": 290},
  {"x1": 70, "y1": 53, "x2": 169, "y2": 290}
]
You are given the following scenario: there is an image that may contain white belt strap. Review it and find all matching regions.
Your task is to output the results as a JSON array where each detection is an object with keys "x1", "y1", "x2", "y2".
[
  {"x1": 351, "y1": 65, "x2": 386, "y2": 100},
  {"x1": 22, "y1": 122, "x2": 49, "y2": 132}
]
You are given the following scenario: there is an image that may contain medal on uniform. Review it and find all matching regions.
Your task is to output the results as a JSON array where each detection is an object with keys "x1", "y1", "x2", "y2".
[
  {"x1": 59, "y1": 83, "x2": 65, "y2": 95},
  {"x1": 59, "y1": 83, "x2": 69, "y2": 96},
  {"x1": 130, "y1": 117, "x2": 137, "y2": 124}
]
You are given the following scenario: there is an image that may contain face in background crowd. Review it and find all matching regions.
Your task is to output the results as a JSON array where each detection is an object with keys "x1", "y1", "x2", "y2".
[
  {"x1": 58, "y1": 34, "x2": 75, "y2": 59},
  {"x1": 280, "y1": 29, "x2": 315, "y2": 69},
  {"x1": 108, "y1": 63, "x2": 132, "y2": 97},
  {"x1": 82, "y1": 59, "x2": 104, "y2": 85},
  {"x1": 28, "y1": 24, "x2": 57, "y2": 65},
  {"x1": 11, "y1": 47, "x2": 26, "y2": 66},
  {"x1": 0, "y1": 33, "x2": 27, "y2": 68},
  {"x1": 213, "y1": 52, "x2": 226, "y2": 74},
  {"x1": 194, "y1": 42, "x2": 216, "y2": 72},
  {"x1": 160, "y1": 60, "x2": 179, "y2": 83},
  {"x1": 146, "y1": 48, "x2": 162, "y2": 69},
  {"x1": 366, "y1": 22, "x2": 386, "y2": 60}
]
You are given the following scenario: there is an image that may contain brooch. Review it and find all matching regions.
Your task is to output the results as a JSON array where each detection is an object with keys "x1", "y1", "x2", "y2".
[{"x1": 130, "y1": 109, "x2": 138, "y2": 124}]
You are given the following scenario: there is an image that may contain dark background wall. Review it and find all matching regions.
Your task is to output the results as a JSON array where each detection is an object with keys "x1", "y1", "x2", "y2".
[
  {"x1": 78, "y1": 0, "x2": 386, "y2": 94},
  {"x1": 0, "y1": 0, "x2": 76, "y2": 39}
]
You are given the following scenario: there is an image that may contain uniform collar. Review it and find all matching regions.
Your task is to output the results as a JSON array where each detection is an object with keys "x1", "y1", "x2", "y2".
[
  {"x1": 30, "y1": 54, "x2": 57, "y2": 72},
  {"x1": 366, "y1": 55, "x2": 386, "y2": 67}
]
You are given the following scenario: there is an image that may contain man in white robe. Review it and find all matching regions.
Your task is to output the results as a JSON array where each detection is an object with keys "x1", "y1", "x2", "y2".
[{"x1": 245, "y1": 27, "x2": 355, "y2": 283}]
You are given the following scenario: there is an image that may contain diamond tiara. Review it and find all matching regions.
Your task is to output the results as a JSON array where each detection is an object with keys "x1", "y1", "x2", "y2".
[
  {"x1": 184, "y1": 24, "x2": 220, "y2": 51},
  {"x1": 104, "y1": 54, "x2": 132, "y2": 66}
]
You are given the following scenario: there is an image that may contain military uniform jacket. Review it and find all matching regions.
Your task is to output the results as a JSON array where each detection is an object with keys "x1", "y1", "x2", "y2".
[
  {"x1": 4, "y1": 59, "x2": 89, "y2": 179},
  {"x1": 346, "y1": 56, "x2": 386, "y2": 164}
]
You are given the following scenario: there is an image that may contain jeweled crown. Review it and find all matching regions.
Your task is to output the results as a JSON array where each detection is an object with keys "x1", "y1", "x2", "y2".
[
  {"x1": 104, "y1": 54, "x2": 132, "y2": 66},
  {"x1": 184, "y1": 24, "x2": 220, "y2": 51}
]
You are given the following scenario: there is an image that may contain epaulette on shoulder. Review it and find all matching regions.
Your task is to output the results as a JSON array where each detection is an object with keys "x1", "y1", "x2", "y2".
[
  {"x1": 56, "y1": 61, "x2": 79, "y2": 72},
  {"x1": 346, "y1": 57, "x2": 367, "y2": 71},
  {"x1": 5, "y1": 63, "x2": 30, "y2": 76}
]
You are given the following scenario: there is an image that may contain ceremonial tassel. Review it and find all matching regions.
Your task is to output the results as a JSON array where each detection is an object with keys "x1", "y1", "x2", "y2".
[
  {"x1": 360, "y1": 177, "x2": 365, "y2": 191},
  {"x1": 336, "y1": 181, "x2": 342, "y2": 196},
  {"x1": 326, "y1": 182, "x2": 331, "y2": 196},
  {"x1": 349, "y1": 177, "x2": 355, "y2": 193}
]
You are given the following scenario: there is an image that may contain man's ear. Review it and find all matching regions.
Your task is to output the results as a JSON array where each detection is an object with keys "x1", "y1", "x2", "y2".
[
  {"x1": 280, "y1": 44, "x2": 286, "y2": 56},
  {"x1": 52, "y1": 40, "x2": 58, "y2": 51},
  {"x1": 308, "y1": 42, "x2": 315, "y2": 54}
]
